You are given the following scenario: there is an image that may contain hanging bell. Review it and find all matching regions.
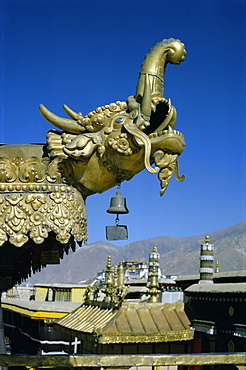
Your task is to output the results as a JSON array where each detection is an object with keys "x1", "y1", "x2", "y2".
[
  {"x1": 106, "y1": 187, "x2": 129, "y2": 240},
  {"x1": 107, "y1": 191, "x2": 129, "y2": 215}
]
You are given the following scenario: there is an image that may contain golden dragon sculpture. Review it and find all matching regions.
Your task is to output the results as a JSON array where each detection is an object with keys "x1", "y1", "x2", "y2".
[
  {"x1": 0, "y1": 38, "x2": 186, "y2": 287},
  {"x1": 39, "y1": 38, "x2": 186, "y2": 196}
]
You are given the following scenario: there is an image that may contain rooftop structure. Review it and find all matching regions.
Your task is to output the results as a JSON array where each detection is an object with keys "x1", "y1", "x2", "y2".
[
  {"x1": 183, "y1": 236, "x2": 246, "y2": 354},
  {"x1": 55, "y1": 301, "x2": 193, "y2": 347},
  {"x1": 54, "y1": 249, "x2": 194, "y2": 355}
]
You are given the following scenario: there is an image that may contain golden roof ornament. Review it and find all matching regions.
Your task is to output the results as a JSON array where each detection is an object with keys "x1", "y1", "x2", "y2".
[
  {"x1": 147, "y1": 246, "x2": 161, "y2": 302},
  {"x1": 113, "y1": 265, "x2": 118, "y2": 288},
  {"x1": 0, "y1": 153, "x2": 87, "y2": 248},
  {"x1": 148, "y1": 262, "x2": 161, "y2": 303},
  {"x1": 40, "y1": 38, "x2": 186, "y2": 197},
  {"x1": 117, "y1": 262, "x2": 125, "y2": 288},
  {"x1": 215, "y1": 259, "x2": 220, "y2": 273},
  {"x1": 148, "y1": 246, "x2": 160, "y2": 283},
  {"x1": 0, "y1": 38, "x2": 186, "y2": 288},
  {"x1": 1, "y1": 38, "x2": 186, "y2": 249},
  {"x1": 105, "y1": 256, "x2": 113, "y2": 287},
  {"x1": 101, "y1": 256, "x2": 129, "y2": 304},
  {"x1": 102, "y1": 255, "x2": 114, "y2": 302}
]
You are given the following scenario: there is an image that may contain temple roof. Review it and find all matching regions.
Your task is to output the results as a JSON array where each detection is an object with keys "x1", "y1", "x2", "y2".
[
  {"x1": 54, "y1": 301, "x2": 194, "y2": 344},
  {"x1": 2, "y1": 298, "x2": 80, "y2": 320},
  {"x1": 185, "y1": 282, "x2": 246, "y2": 293}
]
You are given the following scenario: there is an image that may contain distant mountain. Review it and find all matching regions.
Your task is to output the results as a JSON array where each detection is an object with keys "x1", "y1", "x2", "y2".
[{"x1": 24, "y1": 221, "x2": 246, "y2": 285}]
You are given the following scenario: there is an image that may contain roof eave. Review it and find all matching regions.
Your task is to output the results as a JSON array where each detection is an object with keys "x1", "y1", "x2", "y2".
[{"x1": 97, "y1": 329, "x2": 194, "y2": 344}]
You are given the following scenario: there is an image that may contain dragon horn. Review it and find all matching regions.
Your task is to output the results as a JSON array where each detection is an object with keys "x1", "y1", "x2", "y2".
[
  {"x1": 136, "y1": 38, "x2": 186, "y2": 99},
  {"x1": 39, "y1": 104, "x2": 84, "y2": 134}
]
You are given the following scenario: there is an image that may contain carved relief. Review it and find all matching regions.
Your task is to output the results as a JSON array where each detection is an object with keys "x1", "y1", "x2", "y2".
[
  {"x1": 154, "y1": 151, "x2": 185, "y2": 196},
  {"x1": 0, "y1": 156, "x2": 87, "y2": 247},
  {"x1": 39, "y1": 39, "x2": 186, "y2": 196},
  {"x1": 108, "y1": 133, "x2": 133, "y2": 155},
  {"x1": 0, "y1": 157, "x2": 18, "y2": 182}
]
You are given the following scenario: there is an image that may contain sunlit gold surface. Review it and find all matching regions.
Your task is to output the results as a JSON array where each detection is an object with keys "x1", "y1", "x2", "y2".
[
  {"x1": 0, "y1": 145, "x2": 87, "y2": 248},
  {"x1": 0, "y1": 38, "x2": 186, "y2": 285},
  {"x1": 0, "y1": 352, "x2": 244, "y2": 368},
  {"x1": 1, "y1": 302, "x2": 67, "y2": 320},
  {"x1": 40, "y1": 38, "x2": 186, "y2": 196},
  {"x1": 55, "y1": 301, "x2": 193, "y2": 344}
]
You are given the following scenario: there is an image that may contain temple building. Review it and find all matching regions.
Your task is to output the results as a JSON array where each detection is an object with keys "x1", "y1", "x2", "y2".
[
  {"x1": 2, "y1": 248, "x2": 194, "y2": 358},
  {"x1": 184, "y1": 236, "x2": 246, "y2": 354},
  {"x1": 2, "y1": 240, "x2": 246, "y2": 368},
  {"x1": 54, "y1": 253, "x2": 194, "y2": 356}
]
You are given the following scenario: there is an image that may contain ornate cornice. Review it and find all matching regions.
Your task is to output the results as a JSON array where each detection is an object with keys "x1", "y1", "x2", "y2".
[
  {"x1": 0, "y1": 156, "x2": 87, "y2": 247},
  {"x1": 98, "y1": 329, "x2": 194, "y2": 344}
]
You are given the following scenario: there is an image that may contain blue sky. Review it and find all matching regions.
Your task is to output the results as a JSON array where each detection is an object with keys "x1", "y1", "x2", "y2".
[{"x1": 0, "y1": 0, "x2": 245, "y2": 246}]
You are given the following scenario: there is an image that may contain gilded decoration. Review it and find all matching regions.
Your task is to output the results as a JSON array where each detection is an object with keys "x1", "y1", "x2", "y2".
[
  {"x1": 55, "y1": 301, "x2": 194, "y2": 344},
  {"x1": 40, "y1": 38, "x2": 186, "y2": 196},
  {"x1": 0, "y1": 155, "x2": 87, "y2": 247},
  {"x1": 0, "y1": 353, "x2": 244, "y2": 368},
  {"x1": 1, "y1": 38, "x2": 186, "y2": 253},
  {"x1": 98, "y1": 330, "x2": 195, "y2": 344}
]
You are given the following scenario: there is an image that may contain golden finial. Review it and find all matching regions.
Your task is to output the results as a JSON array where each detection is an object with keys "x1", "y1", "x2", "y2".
[
  {"x1": 104, "y1": 255, "x2": 113, "y2": 289},
  {"x1": 107, "y1": 255, "x2": 112, "y2": 269},
  {"x1": 117, "y1": 262, "x2": 125, "y2": 288},
  {"x1": 204, "y1": 235, "x2": 210, "y2": 243},
  {"x1": 148, "y1": 262, "x2": 160, "y2": 303},
  {"x1": 215, "y1": 259, "x2": 220, "y2": 273},
  {"x1": 113, "y1": 265, "x2": 118, "y2": 288}
]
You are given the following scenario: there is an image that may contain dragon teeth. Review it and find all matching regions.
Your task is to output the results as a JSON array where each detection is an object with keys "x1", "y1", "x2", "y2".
[{"x1": 149, "y1": 126, "x2": 184, "y2": 139}]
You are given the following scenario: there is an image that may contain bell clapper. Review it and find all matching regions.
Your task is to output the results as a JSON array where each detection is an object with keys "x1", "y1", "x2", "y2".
[{"x1": 115, "y1": 214, "x2": 120, "y2": 227}]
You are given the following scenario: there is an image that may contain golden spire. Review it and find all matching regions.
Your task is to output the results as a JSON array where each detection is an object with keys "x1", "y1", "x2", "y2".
[
  {"x1": 113, "y1": 265, "x2": 118, "y2": 288},
  {"x1": 105, "y1": 255, "x2": 113, "y2": 286},
  {"x1": 148, "y1": 262, "x2": 160, "y2": 303},
  {"x1": 215, "y1": 259, "x2": 220, "y2": 273},
  {"x1": 103, "y1": 255, "x2": 113, "y2": 302},
  {"x1": 148, "y1": 246, "x2": 160, "y2": 284},
  {"x1": 117, "y1": 262, "x2": 125, "y2": 288}
]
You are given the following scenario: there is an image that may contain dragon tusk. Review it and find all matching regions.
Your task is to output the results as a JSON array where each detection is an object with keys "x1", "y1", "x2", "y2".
[
  {"x1": 39, "y1": 104, "x2": 85, "y2": 134},
  {"x1": 63, "y1": 104, "x2": 83, "y2": 120}
]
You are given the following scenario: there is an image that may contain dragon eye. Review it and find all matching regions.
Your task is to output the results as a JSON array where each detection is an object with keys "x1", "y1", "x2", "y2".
[
  {"x1": 112, "y1": 116, "x2": 125, "y2": 130},
  {"x1": 115, "y1": 117, "x2": 124, "y2": 124}
]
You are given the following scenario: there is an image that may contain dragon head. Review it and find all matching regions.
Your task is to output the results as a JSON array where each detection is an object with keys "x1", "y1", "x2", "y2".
[{"x1": 39, "y1": 38, "x2": 186, "y2": 197}]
